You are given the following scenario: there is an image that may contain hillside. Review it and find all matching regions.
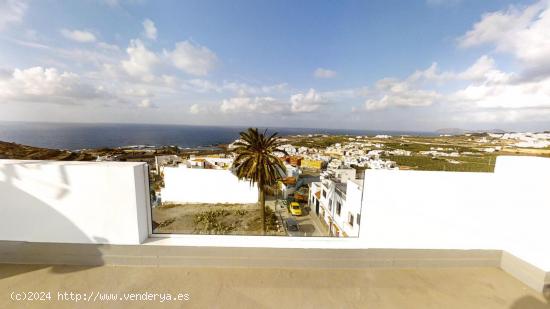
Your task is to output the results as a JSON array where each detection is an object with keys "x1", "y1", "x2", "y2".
[{"x1": 0, "y1": 141, "x2": 95, "y2": 161}]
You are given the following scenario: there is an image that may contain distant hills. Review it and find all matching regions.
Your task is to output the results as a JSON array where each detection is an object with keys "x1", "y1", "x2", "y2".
[
  {"x1": 435, "y1": 128, "x2": 507, "y2": 135},
  {"x1": 435, "y1": 128, "x2": 465, "y2": 135},
  {"x1": 0, "y1": 141, "x2": 95, "y2": 161}
]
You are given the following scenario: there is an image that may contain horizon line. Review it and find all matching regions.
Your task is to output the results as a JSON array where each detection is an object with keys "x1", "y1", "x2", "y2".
[{"x1": 0, "y1": 120, "x2": 441, "y2": 134}]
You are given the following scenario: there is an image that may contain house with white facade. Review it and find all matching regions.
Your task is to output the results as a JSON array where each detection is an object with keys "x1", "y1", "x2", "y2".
[
  {"x1": 308, "y1": 168, "x2": 363, "y2": 237},
  {"x1": 279, "y1": 162, "x2": 302, "y2": 199}
]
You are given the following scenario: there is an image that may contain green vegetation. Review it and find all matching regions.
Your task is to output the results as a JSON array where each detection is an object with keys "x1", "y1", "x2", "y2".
[
  {"x1": 290, "y1": 135, "x2": 352, "y2": 148},
  {"x1": 194, "y1": 209, "x2": 235, "y2": 234},
  {"x1": 384, "y1": 155, "x2": 496, "y2": 172},
  {"x1": 191, "y1": 206, "x2": 279, "y2": 235},
  {"x1": 381, "y1": 141, "x2": 481, "y2": 154},
  {"x1": 153, "y1": 203, "x2": 284, "y2": 235},
  {"x1": 0, "y1": 141, "x2": 95, "y2": 161},
  {"x1": 157, "y1": 218, "x2": 175, "y2": 228},
  {"x1": 235, "y1": 209, "x2": 248, "y2": 216},
  {"x1": 232, "y1": 128, "x2": 287, "y2": 234},
  {"x1": 149, "y1": 172, "x2": 164, "y2": 192}
]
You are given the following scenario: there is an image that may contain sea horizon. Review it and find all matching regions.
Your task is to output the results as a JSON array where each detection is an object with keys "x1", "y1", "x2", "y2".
[{"x1": 0, "y1": 121, "x2": 437, "y2": 150}]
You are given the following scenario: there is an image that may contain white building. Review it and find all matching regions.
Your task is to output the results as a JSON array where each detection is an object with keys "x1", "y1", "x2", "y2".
[
  {"x1": 161, "y1": 166, "x2": 258, "y2": 204},
  {"x1": 308, "y1": 168, "x2": 363, "y2": 237}
]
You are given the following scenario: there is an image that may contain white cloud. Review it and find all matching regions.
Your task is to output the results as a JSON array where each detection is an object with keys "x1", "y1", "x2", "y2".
[
  {"x1": 138, "y1": 98, "x2": 156, "y2": 108},
  {"x1": 189, "y1": 103, "x2": 204, "y2": 114},
  {"x1": 222, "y1": 81, "x2": 261, "y2": 96},
  {"x1": 7, "y1": 36, "x2": 123, "y2": 69},
  {"x1": 408, "y1": 62, "x2": 458, "y2": 83},
  {"x1": 121, "y1": 39, "x2": 159, "y2": 81},
  {"x1": 0, "y1": 0, "x2": 27, "y2": 31},
  {"x1": 458, "y1": 1, "x2": 550, "y2": 72},
  {"x1": 260, "y1": 83, "x2": 288, "y2": 94},
  {"x1": 0, "y1": 66, "x2": 110, "y2": 104},
  {"x1": 363, "y1": 54, "x2": 521, "y2": 112},
  {"x1": 451, "y1": 13, "x2": 550, "y2": 115},
  {"x1": 322, "y1": 87, "x2": 369, "y2": 100},
  {"x1": 365, "y1": 78, "x2": 440, "y2": 111},
  {"x1": 182, "y1": 79, "x2": 220, "y2": 93},
  {"x1": 97, "y1": 41, "x2": 120, "y2": 51},
  {"x1": 142, "y1": 19, "x2": 157, "y2": 40},
  {"x1": 393, "y1": 53, "x2": 550, "y2": 121},
  {"x1": 123, "y1": 87, "x2": 151, "y2": 97},
  {"x1": 314, "y1": 68, "x2": 336, "y2": 79},
  {"x1": 166, "y1": 41, "x2": 217, "y2": 76},
  {"x1": 290, "y1": 89, "x2": 327, "y2": 113},
  {"x1": 179, "y1": 79, "x2": 288, "y2": 96},
  {"x1": 451, "y1": 108, "x2": 550, "y2": 123},
  {"x1": 61, "y1": 29, "x2": 97, "y2": 43},
  {"x1": 451, "y1": 75, "x2": 550, "y2": 110},
  {"x1": 406, "y1": 55, "x2": 512, "y2": 87},
  {"x1": 457, "y1": 55, "x2": 497, "y2": 81},
  {"x1": 220, "y1": 96, "x2": 287, "y2": 114}
]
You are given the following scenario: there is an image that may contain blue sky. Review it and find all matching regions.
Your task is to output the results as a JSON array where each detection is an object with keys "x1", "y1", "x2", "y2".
[{"x1": 1, "y1": 0, "x2": 550, "y2": 131}]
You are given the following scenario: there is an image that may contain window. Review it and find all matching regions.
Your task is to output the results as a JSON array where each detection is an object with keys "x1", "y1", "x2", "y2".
[
  {"x1": 336, "y1": 202, "x2": 341, "y2": 216},
  {"x1": 356, "y1": 214, "x2": 361, "y2": 226},
  {"x1": 322, "y1": 190, "x2": 327, "y2": 198},
  {"x1": 348, "y1": 213, "x2": 354, "y2": 226},
  {"x1": 328, "y1": 199, "x2": 332, "y2": 210}
]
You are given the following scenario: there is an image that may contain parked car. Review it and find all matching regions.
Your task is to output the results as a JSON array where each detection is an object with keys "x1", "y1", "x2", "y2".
[
  {"x1": 284, "y1": 217, "x2": 302, "y2": 237},
  {"x1": 289, "y1": 202, "x2": 302, "y2": 216}
]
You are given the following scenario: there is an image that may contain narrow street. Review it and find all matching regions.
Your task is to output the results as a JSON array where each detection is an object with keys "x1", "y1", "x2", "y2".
[{"x1": 267, "y1": 199, "x2": 329, "y2": 237}]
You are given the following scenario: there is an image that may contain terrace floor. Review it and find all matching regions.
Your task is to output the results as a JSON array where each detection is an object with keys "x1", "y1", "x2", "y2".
[{"x1": 1, "y1": 264, "x2": 549, "y2": 308}]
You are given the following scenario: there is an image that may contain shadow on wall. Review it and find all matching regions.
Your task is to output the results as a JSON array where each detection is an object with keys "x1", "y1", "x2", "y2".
[{"x1": 0, "y1": 162, "x2": 104, "y2": 279}]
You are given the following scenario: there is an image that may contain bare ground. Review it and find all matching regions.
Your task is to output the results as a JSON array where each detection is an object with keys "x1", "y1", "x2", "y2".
[{"x1": 152, "y1": 203, "x2": 285, "y2": 235}]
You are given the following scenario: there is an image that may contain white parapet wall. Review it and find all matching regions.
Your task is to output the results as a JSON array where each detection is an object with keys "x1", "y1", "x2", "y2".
[
  {"x1": 360, "y1": 155, "x2": 550, "y2": 291},
  {"x1": 161, "y1": 166, "x2": 258, "y2": 204},
  {"x1": 0, "y1": 160, "x2": 150, "y2": 245},
  {"x1": 1, "y1": 156, "x2": 549, "y2": 291}
]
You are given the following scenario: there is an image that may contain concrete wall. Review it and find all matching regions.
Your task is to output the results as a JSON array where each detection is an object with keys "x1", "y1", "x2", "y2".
[
  {"x1": 360, "y1": 156, "x2": 550, "y2": 289},
  {"x1": 0, "y1": 160, "x2": 150, "y2": 245},
  {"x1": 161, "y1": 166, "x2": 258, "y2": 204}
]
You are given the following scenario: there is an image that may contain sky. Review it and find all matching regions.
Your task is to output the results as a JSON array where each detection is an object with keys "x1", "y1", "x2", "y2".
[{"x1": 1, "y1": 0, "x2": 550, "y2": 132}]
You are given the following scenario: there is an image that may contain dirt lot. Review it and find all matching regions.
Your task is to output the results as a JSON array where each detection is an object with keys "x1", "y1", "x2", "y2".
[{"x1": 152, "y1": 203, "x2": 285, "y2": 235}]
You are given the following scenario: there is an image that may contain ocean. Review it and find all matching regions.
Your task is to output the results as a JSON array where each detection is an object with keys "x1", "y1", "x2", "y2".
[{"x1": 0, "y1": 121, "x2": 436, "y2": 150}]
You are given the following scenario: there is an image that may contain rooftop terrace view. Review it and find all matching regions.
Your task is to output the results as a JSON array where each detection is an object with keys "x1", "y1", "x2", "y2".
[{"x1": 2, "y1": 0, "x2": 550, "y2": 307}]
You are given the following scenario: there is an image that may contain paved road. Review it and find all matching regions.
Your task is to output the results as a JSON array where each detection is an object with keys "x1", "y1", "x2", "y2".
[{"x1": 269, "y1": 200, "x2": 327, "y2": 237}]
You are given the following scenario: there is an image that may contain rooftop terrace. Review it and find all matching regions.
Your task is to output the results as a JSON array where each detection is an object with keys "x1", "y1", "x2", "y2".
[
  {"x1": 1, "y1": 155, "x2": 550, "y2": 306},
  {"x1": 1, "y1": 264, "x2": 549, "y2": 308}
]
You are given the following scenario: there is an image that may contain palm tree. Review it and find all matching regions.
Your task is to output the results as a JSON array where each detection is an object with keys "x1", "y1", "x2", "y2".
[{"x1": 232, "y1": 128, "x2": 287, "y2": 234}]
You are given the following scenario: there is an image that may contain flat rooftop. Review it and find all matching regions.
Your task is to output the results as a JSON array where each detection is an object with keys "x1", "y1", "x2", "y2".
[{"x1": 1, "y1": 264, "x2": 548, "y2": 308}]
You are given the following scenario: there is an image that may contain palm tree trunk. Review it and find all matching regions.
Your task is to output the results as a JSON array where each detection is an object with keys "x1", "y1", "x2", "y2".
[{"x1": 259, "y1": 188, "x2": 266, "y2": 235}]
